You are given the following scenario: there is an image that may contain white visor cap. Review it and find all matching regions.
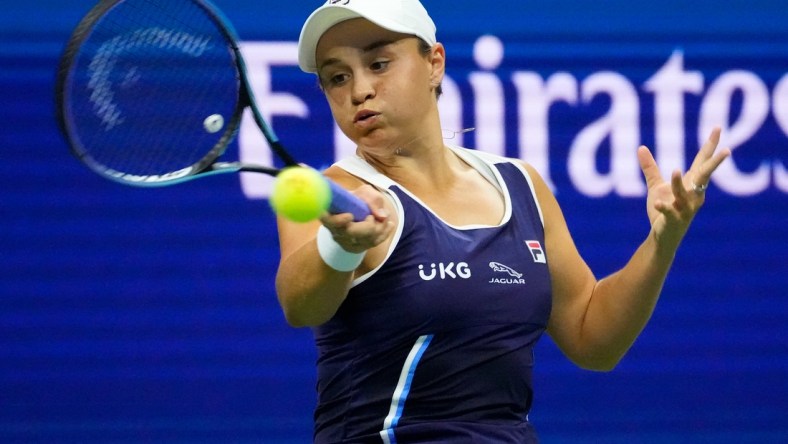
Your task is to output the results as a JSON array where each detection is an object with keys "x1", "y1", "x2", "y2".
[{"x1": 298, "y1": 0, "x2": 437, "y2": 73}]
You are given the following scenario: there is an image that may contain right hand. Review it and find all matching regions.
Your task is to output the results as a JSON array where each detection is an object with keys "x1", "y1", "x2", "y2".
[{"x1": 319, "y1": 184, "x2": 395, "y2": 254}]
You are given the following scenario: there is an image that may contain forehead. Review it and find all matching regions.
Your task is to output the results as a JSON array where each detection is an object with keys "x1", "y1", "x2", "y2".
[{"x1": 315, "y1": 18, "x2": 414, "y2": 62}]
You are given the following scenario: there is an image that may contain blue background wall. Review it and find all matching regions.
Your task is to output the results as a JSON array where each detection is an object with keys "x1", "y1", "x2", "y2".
[{"x1": 1, "y1": 0, "x2": 786, "y2": 442}]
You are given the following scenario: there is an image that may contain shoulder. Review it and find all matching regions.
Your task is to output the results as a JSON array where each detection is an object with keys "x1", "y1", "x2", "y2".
[
  {"x1": 448, "y1": 145, "x2": 534, "y2": 172},
  {"x1": 323, "y1": 155, "x2": 400, "y2": 192},
  {"x1": 448, "y1": 145, "x2": 510, "y2": 166},
  {"x1": 323, "y1": 163, "x2": 368, "y2": 190},
  {"x1": 448, "y1": 145, "x2": 549, "y2": 191}
]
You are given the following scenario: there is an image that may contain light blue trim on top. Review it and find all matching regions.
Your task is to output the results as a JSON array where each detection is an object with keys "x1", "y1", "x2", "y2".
[{"x1": 379, "y1": 334, "x2": 434, "y2": 444}]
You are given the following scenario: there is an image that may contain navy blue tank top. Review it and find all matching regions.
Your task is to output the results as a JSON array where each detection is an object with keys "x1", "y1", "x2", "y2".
[{"x1": 313, "y1": 147, "x2": 552, "y2": 443}]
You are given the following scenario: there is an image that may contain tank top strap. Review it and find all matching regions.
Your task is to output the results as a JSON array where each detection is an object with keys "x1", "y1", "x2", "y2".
[{"x1": 334, "y1": 155, "x2": 399, "y2": 190}]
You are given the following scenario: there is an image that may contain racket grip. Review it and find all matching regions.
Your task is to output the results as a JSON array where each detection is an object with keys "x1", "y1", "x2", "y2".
[{"x1": 327, "y1": 181, "x2": 371, "y2": 222}]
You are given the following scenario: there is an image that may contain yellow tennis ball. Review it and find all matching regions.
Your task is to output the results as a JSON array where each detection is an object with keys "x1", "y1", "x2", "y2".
[{"x1": 270, "y1": 167, "x2": 331, "y2": 222}]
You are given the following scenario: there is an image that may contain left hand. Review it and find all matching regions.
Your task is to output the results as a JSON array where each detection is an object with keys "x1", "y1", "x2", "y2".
[{"x1": 637, "y1": 127, "x2": 731, "y2": 249}]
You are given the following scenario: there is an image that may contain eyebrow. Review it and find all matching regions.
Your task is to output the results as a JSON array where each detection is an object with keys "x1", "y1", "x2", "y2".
[{"x1": 317, "y1": 38, "x2": 400, "y2": 72}]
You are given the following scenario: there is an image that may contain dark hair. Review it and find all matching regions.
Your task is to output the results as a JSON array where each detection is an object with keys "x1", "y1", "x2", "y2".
[{"x1": 418, "y1": 39, "x2": 443, "y2": 99}]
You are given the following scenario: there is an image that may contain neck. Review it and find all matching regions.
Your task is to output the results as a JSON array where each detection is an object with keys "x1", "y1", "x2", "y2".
[
  {"x1": 357, "y1": 108, "x2": 447, "y2": 170},
  {"x1": 361, "y1": 140, "x2": 468, "y2": 195}
]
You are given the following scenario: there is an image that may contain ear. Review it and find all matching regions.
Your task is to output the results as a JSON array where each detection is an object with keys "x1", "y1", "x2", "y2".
[{"x1": 428, "y1": 43, "x2": 446, "y2": 87}]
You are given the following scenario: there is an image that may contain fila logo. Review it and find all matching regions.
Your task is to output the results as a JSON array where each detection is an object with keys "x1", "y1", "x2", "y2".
[
  {"x1": 525, "y1": 240, "x2": 547, "y2": 263},
  {"x1": 418, "y1": 262, "x2": 472, "y2": 281}
]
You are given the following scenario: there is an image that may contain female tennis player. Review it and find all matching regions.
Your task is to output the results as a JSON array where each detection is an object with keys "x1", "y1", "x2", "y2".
[{"x1": 275, "y1": 1, "x2": 731, "y2": 442}]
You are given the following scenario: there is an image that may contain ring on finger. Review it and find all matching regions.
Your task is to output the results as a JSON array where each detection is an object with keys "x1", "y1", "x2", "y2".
[{"x1": 692, "y1": 180, "x2": 708, "y2": 194}]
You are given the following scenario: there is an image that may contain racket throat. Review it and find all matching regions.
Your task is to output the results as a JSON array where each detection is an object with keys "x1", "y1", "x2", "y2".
[{"x1": 210, "y1": 162, "x2": 280, "y2": 176}]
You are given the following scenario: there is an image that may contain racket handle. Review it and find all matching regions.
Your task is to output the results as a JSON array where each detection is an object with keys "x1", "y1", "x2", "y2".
[{"x1": 327, "y1": 181, "x2": 372, "y2": 222}]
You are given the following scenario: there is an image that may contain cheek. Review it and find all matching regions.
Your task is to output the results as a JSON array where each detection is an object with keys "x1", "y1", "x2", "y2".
[
  {"x1": 395, "y1": 62, "x2": 433, "y2": 101},
  {"x1": 386, "y1": 77, "x2": 430, "y2": 115},
  {"x1": 324, "y1": 94, "x2": 357, "y2": 137},
  {"x1": 325, "y1": 92, "x2": 348, "y2": 120}
]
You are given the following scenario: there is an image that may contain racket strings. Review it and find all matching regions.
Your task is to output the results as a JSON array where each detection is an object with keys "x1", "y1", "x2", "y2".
[{"x1": 65, "y1": 0, "x2": 241, "y2": 178}]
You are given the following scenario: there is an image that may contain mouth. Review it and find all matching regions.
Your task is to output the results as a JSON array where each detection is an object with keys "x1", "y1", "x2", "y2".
[{"x1": 353, "y1": 110, "x2": 379, "y2": 124}]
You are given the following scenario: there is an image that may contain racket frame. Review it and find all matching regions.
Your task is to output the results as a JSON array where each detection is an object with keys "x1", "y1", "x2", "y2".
[{"x1": 55, "y1": 0, "x2": 296, "y2": 187}]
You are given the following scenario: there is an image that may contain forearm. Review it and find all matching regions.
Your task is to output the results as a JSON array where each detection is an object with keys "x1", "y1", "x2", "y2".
[
  {"x1": 544, "y1": 129, "x2": 729, "y2": 371},
  {"x1": 579, "y1": 229, "x2": 678, "y2": 369},
  {"x1": 275, "y1": 237, "x2": 355, "y2": 327},
  {"x1": 274, "y1": 186, "x2": 394, "y2": 327}
]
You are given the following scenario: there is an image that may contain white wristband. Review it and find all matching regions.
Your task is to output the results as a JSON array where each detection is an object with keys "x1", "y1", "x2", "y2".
[{"x1": 316, "y1": 225, "x2": 366, "y2": 272}]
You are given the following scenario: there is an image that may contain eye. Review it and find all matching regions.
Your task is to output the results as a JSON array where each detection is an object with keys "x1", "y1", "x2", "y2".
[
  {"x1": 370, "y1": 60, "x2": 390, "y2": 71},
  {"x1": 331, "y1": 73, "x2": 349, "y2": 84},
  {"x1": 322, "y1": 72, "x2": 349, "y2": 88}
]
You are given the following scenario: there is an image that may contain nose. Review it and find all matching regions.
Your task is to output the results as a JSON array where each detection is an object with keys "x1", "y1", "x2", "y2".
[{"x1": 350, "y1": 72, "x2": 375, "y2": 106}]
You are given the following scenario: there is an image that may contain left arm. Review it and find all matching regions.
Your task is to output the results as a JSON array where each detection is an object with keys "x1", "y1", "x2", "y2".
[{"x1": 541, "y1": 128, "x2": 731, "y2": 371}]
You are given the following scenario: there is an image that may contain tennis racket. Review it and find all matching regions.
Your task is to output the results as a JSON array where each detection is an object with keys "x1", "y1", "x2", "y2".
[{"x1": 55, "y1": 0, "x2": 370, "y2": 221}]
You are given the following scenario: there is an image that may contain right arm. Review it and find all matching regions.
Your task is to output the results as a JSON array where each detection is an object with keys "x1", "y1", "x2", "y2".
[{"x1": 274, "y1": 167, "x2": 396, "y2": 327}]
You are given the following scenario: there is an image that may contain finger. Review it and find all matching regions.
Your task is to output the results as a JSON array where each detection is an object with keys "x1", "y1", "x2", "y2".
[
  {"x1": 701, "y1": 127, "x2": 721, "y2": 155},
  {"x1": 670, "y1": 169, "x2": 691, "y2": 209},
  {"x1": 341, "y1": 217, "x2": 393, "y2": 251},
  {"x1": 689, "y1": 127, "x2": 721, "y2": 173},
  {"x1": 373, "y1": 220, "x2": 396, "y2": 245},
  {"x1": 319, "y1": 212, "x2": 355, "y2": 231},
  {"x1": 695, "y1": 147, "x2": 732, "y2": 185},
  {"x1": 654, "y1": 172, "x2": 690, "y2": 221},
  {"x1": 672, "y1": 169, "x2": 685, "y2": 193},
  {"x1": 368, "y1": 199, "x2": 390, "y2": 222},
  {"x1": 653, "y1": 199, "x2": 674, "y2": 219},
  {"x1": 637, "y1": 145, "x2": 663, "y2": 189},
  {"x1": 353, "y1": 185, "x2": 390, "y2": 222}
]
